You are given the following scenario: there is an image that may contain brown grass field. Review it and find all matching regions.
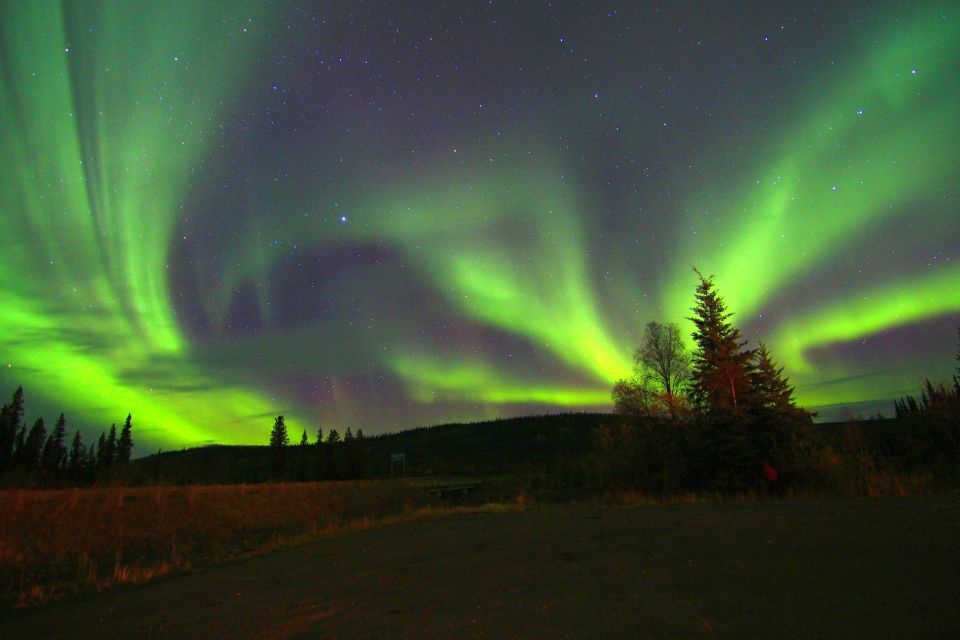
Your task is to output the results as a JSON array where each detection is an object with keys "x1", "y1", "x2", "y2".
[
  {"x1": 2, "y1": 494, "x2": 959, "y2": 639},
  {"x1": 0, "y1": 480, "x2": 447, "y2": 608}
]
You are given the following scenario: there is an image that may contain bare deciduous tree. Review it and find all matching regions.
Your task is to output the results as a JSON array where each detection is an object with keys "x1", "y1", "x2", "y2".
[
  {"x1": 637, "y1": 321, "x2": 690, "y2": 399},
  {"x1": 613, "y1": 321, "x2": 691, "y2": 420}
]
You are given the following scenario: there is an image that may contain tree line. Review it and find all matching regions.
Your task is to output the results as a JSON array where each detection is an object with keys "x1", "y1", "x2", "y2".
[
  {"x1": 607, "y1": 268, "x2": 960, "y2": 493},
  {"x1": 268, "y1": 415, "x2": 369, "y2": 481},
  {"x1": 0, "y1": 388, "x2": 135, "y2": 487}
]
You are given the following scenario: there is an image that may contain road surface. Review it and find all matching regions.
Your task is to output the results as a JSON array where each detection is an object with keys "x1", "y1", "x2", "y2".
[{"x1": 5, "y1": 496, "x2": 959, "y2": 639}]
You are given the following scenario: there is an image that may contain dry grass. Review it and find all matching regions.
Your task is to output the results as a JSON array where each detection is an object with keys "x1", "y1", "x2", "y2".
[
  {"x1": 3, "y1": 471, "x2": 936, "y2": 610},
  {"x1": 0, "y1": 480, "x2": 513, "y2": 609}
]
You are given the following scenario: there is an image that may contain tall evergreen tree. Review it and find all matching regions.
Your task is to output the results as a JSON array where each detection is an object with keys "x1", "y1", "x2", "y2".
[
  {"x1": 22, "y1": 418, "x2": 46, "y2": 471},
  {"x1": 0, "y1": 386, "x2": 25, "y2": 473},
  {"x1": 269, "y1": 415, "x2": 289, "y2": 479},
  {"x1": 40, "y1": 413, "x2": 68, "y2": 479},
  {"x1": 11, "y1": 426, "x2": 26, "y2": 466},
  {"x1": 116, "y1": 414, "x2": 134, "y2": 462},
  {"x1": 104, "y1": 423, "x2": 117, "y2": 467},
  {"x1": 749, "y1": 343, "x2": 812, "y2": 482},
  {"x1": 687, "y1": 269, "x2": 754, "y2": 416},
  {"x1": 324, "y1": 429, "x2": 341, "y2": 479},
  {"x1": 751, "y1": 343, "x2": 805, "y2": 417},
  {"x1": 296, "y1": 430, "x2": 311, "y2": 480},
  {"x1": 345, "y1": 427, "x2": 365, "y2": 478},
  {"x1": 270, "y1": 415, "x2": 289, "y2": 447},
  {"x1": 96, "y1": 431, "x2": 107, "y2": 468},
  {"x1": 68, "y1": 430, "x2": 85, "y2": 482},
  {"x1": 86, "y1": 442, "x2": 97, "y2": 478}
]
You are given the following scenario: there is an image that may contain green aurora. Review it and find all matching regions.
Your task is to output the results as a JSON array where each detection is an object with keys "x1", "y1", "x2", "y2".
[{"x1": 0, "y1": 1, "x2": 957, "y2": 448}]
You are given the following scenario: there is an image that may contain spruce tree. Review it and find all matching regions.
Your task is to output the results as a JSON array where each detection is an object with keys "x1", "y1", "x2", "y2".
[
  {"x1": 40, "y1": 413, "x2": 68, "y2": 479},
  {"x1": 86, "y1": 443, "x2": 97, "y2": 480},
  {"x1": 687, "y1": 269, "x2": 754, "y2": 416},
  {"x1": 68, "y1": 430, "x2": 85, "y2": 483},
  {"x1": 269, "y1": 415, "x2": 289, "y2": 479},
  {"x1": 312, "y1": 427, "x2": 326, "y2": 480},
  {"x1": 96, "y1": 431, "x2": 107, "y2": 468},
  {"x1": 270, "y1": 415, "x2": 289, "y2": 447},
  {"x1": 751, "y1": 343, "x2": 804, "y2": 417},
  {"x1": 296, "y1": 430, "x2": 310, "y2": 481},
  {"x1": 116, "y1": 414, "x2": 134, "y2": 462},
  {"x1": 325, "y1": 429, "x2": 341, "y2": 480},
  {"x1": 23, "y1": 418, "x2": 46, "y2": 472},
  {"x1": 11, "y1": 426, "x2": 26, "y2": 466},
  {"x1": 104, "y1": 423, "x2": 117, "y2": 467},
  {"x1": 0, "y1": 386, "x2": 25, "y2": 473},
  {"x1": 749, "y1": 343, "x2": 812, "y2": 482}
]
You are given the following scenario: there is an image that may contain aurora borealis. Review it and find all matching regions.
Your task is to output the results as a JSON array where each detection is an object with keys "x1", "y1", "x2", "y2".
[{"x1": 1, "y1": 1, "x2": 957, "y2": 449}]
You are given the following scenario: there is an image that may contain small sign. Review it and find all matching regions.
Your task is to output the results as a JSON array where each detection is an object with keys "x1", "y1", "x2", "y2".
[{"x1": 390, "y1": 453, "x2": 406, "y2": 478}]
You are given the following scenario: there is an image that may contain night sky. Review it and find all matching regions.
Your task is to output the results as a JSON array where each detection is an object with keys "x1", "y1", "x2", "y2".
[{"x1": 1, "y1": 1, "x2": 957, "y2": 450}]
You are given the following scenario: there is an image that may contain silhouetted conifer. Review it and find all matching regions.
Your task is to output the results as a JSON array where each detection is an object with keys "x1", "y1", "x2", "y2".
[
  {"x1": 68, "y1": 430, "x2": 85, "y2": 482},
  {"x1": 748, "y1": 344, "x2": 812, "y2": 485},
  {"x1": 11, "y1": 426, "x2": 26, "y2": 466},
  {"x1": 751, "y1": 343, "x2": 807, "y2": 419},
  {"x1": 23, "y1": 418, "x2": 46, "y2": 471},
  {"x1": 688, "y1": 269, "x2": 754, "y2": 416},
  {"x1": 116, "y1": 414, "x2": 134, "y2": 462},
  {"x1": 321, "y1": 429, "x2": 341, "y2": 479},
  {"x1": 0, "y1": 386, "x2": 24, "y2": 473},
  {"x1": 269, "y1": 415, "x2": 289, "y2": 479},
  {"x1": 104, "y1": 423, "x2": 117, "y2": 467},
  {"x1": 270, "y1": 415, "x2": 289, "y2": 447},
  {"x1": 96, "y1": 431, "x2": 107, "y2": 468},
  {"x1": 86, "y1": 442, "x2": 97, "y2": 478},
  {"x1": 40, "y1": 413, "x2": 67, "y2": 479},
  {"x1": 343, "y1": 428, "x2": 355, "y2": 477},
  {"x1": 296, "y1": 429, "x2": 311, "y2": 480}
]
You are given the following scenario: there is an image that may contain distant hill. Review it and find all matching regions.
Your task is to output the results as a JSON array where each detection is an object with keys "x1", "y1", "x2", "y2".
[
  {"x1": 129, "y1": 413, "x2": 622, "y2": 485},
  {"x1": 125, "y1": 412, "x2": 940, "y2": 487}
]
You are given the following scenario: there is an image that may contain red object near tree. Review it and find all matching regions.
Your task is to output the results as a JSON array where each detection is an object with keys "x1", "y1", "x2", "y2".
[{"x1": 762, "y1": 463, "x2": 779, "y2": 482}]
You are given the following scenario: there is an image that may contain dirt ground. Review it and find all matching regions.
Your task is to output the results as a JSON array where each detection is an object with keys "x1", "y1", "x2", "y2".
[{"x1": 4, "y1": 496, "x2": 959, "y2": 639}]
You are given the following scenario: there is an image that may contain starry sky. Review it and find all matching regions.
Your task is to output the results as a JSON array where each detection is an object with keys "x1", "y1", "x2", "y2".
[{"x1": 1, "y1": 1, "x2": 958, "y2": 450}]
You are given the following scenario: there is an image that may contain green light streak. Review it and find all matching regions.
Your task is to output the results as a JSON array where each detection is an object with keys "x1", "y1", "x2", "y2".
[
  {"x1": 771, "y1": 263, "x2": 960, "y2": 378},
  {"x1": 390, "y1": 355, "x2": 612, "y2": 406},
  {"x1": 213, "y1": 162, "x2": 635, "y2": 387},
  {"x1": 0, "y1": 1, "x2": 291, "y2": 445},
  {"x1": 667, "y1": 11, "x2": 959, "y2": 322},
  {"x1": 0, "y1": 2, "x2": 955, "y2": 443}
]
